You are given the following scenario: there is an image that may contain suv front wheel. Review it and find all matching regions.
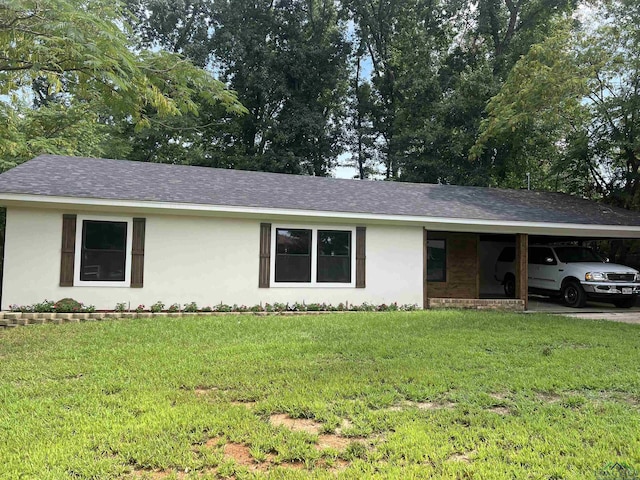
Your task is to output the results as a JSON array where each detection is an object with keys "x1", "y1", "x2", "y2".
[{"x1": 562, "y1": 280, "x2": 586, "y2": 308}]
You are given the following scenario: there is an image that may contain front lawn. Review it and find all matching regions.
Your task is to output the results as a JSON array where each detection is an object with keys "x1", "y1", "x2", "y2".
[{"x1": 1, "y1": 311, "x2": 639, "y2": 479}]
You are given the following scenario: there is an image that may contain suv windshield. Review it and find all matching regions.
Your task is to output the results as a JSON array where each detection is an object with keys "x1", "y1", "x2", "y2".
[{"x1": 554, "y1": 246, "x2": 604, "y2": 263}]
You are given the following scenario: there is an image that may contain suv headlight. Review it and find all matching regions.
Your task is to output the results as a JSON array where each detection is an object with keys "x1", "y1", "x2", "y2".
[{"x1": 585, "y1": 272, "x2": 607, "y2": 281}]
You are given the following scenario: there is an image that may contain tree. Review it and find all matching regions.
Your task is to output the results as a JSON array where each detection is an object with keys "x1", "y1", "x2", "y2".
[
  {"x1": 126, "y1": 0, "x2": 350, "y2": 175},
  {"x1": 0, "y1": 0, "x2": 245, "y2": 171},
  {"x1": 471, "y1": 0, "x2": 640, "y2": 205}
]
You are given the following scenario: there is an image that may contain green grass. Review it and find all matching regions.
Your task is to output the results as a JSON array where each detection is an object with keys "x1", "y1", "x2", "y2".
[{"x1": 1, "y1": 311, "x2": 639, "y2": 479}]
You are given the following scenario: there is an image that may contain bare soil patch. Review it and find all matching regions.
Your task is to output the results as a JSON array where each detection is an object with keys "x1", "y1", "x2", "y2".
[
  {"x1": 131, "y1": 468, "x2": 190, "y2": 479},
  {"x1": 230, "y1": 400, "x2": 257, "y2": 409},
  {"x1": 384, "y1": 400, "x2": 456, "y2": 412},
  {"x1": 317, "y1": 434, "x2": 352, "y2": 450},
  {"x1": 203, "y1": 436, "x2": 223, "y2": 449},
  {"x1": 487, "y1": 406, "x2": 510, "y2": 415},
  {"x1": 192, "y1": 386, "x2": 218, "y2": 396},
  {"x1": 448, "y1": 450, "x2": 476, "y2": 463},
  {"x1": 269, "y1": 413, "x2": 323, "y2": 435},
  {"x1": 489, "y1": 392, "x2": 509, "y2": 400},
  {"x1": 223, "y1": 442, "x2": 256, "y2": 467},
  {"x1": 536, "y1": 391, "x2": 562, "y2": 403},
  {"x1": 334, "y1": 418, "x2": 353, "y2": 435}
]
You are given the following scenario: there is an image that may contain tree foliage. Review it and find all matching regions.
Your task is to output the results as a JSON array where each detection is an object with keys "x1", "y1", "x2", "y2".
[
  {"x1": 126, "y1": 0, "x2": 350, "y2": 174},
  {"x1": 0, "y1": 0, "x2": 244, "y2": 171},
  {"x1": 472, "y1": 0, "x2": 640, "y2": 207},
  {"x1": 4, "y1": 0, "x2": 638, "y2": 214}
]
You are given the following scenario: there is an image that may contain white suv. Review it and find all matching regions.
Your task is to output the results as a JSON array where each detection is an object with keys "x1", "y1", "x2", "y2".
[{"x1": 495, "y1": 245, "x2": 640, "y2": 308}]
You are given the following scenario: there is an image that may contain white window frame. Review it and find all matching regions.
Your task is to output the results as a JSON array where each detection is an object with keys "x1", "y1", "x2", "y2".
[
  {"x1": 270, "y1": 224, "x2": 356, "y2": 288},
  {"x1": 73, "y1": 214, "x2": 133, "y2": 287}
]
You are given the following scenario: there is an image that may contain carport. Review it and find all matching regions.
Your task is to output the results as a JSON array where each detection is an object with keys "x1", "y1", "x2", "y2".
[{"x1": 424, "y1": 198, "x2": 640, "y2": 313}]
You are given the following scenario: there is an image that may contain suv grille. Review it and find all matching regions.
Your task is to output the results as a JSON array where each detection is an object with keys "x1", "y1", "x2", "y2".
[{"x1": 606, "y1": 273, "x2": 636, "y2": 282}]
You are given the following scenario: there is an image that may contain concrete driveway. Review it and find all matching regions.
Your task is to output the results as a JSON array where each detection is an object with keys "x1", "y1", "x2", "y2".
[{"x1": 528, "y1": 296, "x2": 640, "y2": 324}]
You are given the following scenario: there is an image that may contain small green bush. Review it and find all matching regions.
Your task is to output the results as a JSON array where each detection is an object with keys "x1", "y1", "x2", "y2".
[
  {"x1": 54, "y1": 298, "x2": 94, "y2": 313},
  {"x1": 183, "y1": 302, "x2": 198, "y2": 313},
  {"x1": 150, "y1": 301, "x2": 164, "y2": 313},
  {"x1": 33, "y1": 300, "x2": 55, "y2": 313}
]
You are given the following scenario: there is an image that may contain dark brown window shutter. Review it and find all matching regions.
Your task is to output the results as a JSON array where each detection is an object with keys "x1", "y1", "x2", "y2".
[
  {"x1": 131, "y1": 218, "x2": 146, "y2": 288},
  {"x1": 60, "y1": 214, "x2": 77, "y2": 286},
  {"x1": 259, "y1": 223, "x2": 271, "y2": 288},
  {"x1": 356, "y1": 226, "x2": 366, "y2": 288}
]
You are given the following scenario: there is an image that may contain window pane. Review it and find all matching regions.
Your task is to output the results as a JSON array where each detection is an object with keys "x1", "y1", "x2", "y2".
[
  {"x1": 83, "y1": 221, "x2": 127, "y2": 250},
  {"x1": 81, "y1": 251, "x2": 126, "y2": 281},
  {"x1": 427, "y1": 239, "x2": 446, "y2": 282},
  {"x1": 275, "y1": 228, "x2": 311, "y2": 282},
  {"x1": 80, "y1": 221, "x2": 127, "y2": 282},
  {"x1": 275, "y1": 255, "x2": 312, "y2": 282},
  {"x1": 318, "y1": 231, "x2": 350, "y2": 256},
  {"x1": 317, "y1": 230, "x2": 351, "y2": 283},
  {"x1": 276, "y1": 229, "x2": 311, "y2": 255},
  {"x1": 318, "y1": 256, "x2": 351, "y2": 283}
]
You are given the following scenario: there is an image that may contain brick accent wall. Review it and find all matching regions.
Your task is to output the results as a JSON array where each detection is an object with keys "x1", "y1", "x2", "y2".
[
  {"x1": 428, "y1": 298, "x2": 524, "y2": 311},
  {"x1": 427, "y1": 232, "x2": 479, "y2": 299}
]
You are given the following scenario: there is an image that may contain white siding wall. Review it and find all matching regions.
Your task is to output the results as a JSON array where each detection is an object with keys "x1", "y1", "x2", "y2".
[{"x1": 2, "y1": 207, "x2": 424, "y2": 310}]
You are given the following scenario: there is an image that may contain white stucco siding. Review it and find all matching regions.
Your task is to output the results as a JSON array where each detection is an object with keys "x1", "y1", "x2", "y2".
[{"x1": 2, "y1": 207, "x2": 424, "y2": 310}]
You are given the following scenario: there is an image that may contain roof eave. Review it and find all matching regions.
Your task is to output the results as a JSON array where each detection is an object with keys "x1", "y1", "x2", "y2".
[{"x1": 2, "y1": 192, "x2": 640, "y2": 238}]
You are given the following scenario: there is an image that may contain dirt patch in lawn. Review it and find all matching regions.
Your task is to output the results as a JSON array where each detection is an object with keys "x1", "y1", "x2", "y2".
[
  {"x1": 487, "y1": 406, "x2": 510, "y2": 415},
  {"x1": 269, "y1": 413, "x2": 323, "y2": 435},
  {"x1": 536, "y1": 391, "x2": 562, "y2": 403},
  {"x1": 223, "y1": 442, "x2": 259, "y2": 468},
  {"x1": 269, "y1": 414, "x2": 370, "y2": 453},
  {"x1": 448, "y1": 450, "x2": 476, "y2": 464},
  {"x1": 334, "y1": 418, "x2": 353, "y2": 435},
  {"x1": 489, "y1": 392, "x2": 509, "y2": 400},
  {"x1": 230, "y1": 400, "x2": 257, "y2": 409},
  {"x1": 317, "y1": 434, "x2": 353, "y2": 450},
  {"x1": 386, "y1": 400, "x2": 456, "y2": 411},
  {"x1": 130, "y1": 468, "x2": 194, "y2": 479},
  {"x1": 191, "y1": 386, "x2": 219, "y2": 396}
]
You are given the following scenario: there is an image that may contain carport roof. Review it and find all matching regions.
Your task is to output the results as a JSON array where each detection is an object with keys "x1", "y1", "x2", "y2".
[{"x1": 1, "y1": 154, "x2": 640, "y2": 228}]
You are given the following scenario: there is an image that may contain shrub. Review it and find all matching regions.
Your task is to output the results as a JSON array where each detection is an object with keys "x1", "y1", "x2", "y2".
[
  {"x1": 115, "y1": 302, "x2": 127, "y2": 313},
  {"x1": 183, "y1": 302, "x2": 198, "y2": 313},
  {"x1": 214, "y1": 304, "x2": 232, "y2": 313},
  {"x1": 54, "y1": 298, "x2": 83, "y2": 313},
  {"x1": 33, "y1": 300, "x2": 55, "y2": 313},
  {"x1": 150, "y1": 301, "x2": 164, "y2": 313},
  {"x1": 135, "y1": 304, "x2": 145, "y2": 313},
  {"x1": 9, "y1": 304, "x2": 32, "y2": 313},
  {"x1": 201, "y1": 306, "x2": 212, "y2": 312},
  {"x1": 306, "y1": 303, "x2": 329, "y2": 311},
  {"x1": 400, "y1": 303, "x2": 419, "y2": 311},
  {"x1": 167, "y1": 303, "x2": 181, "y2": 313},
  {"x1": 271, "y1": 303, "x2": 287, "y2": 312}
]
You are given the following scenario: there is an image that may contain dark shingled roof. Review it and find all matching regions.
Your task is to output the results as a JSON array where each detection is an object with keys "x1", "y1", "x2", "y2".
[{"x1": 1, "y1": 154, "x2": 639, "y2": 226}]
